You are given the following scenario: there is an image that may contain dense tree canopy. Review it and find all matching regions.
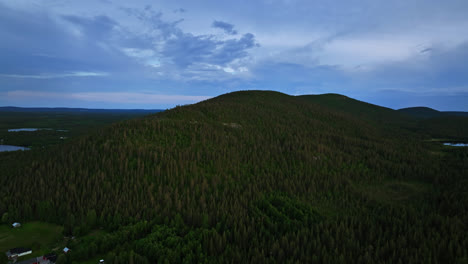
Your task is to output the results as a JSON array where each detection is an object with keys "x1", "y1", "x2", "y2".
[{"x1": 1, "y1": 91, "x2": 467, "y2": 263}]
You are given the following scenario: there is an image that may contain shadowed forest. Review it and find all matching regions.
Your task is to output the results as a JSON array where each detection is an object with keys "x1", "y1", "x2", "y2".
[{"x1": 1, "y1": 91, "x2": 467, "y2": 263}]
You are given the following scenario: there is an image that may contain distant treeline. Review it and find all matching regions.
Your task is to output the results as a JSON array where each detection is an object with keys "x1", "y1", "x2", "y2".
[{"x1": 0, "y1": 106, "x2": 162, "y2": 114}]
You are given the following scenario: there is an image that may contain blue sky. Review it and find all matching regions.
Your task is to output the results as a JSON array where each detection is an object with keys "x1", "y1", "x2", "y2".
[{"x1": 1, "y1": 0, "x2": 468, "y2": 110}]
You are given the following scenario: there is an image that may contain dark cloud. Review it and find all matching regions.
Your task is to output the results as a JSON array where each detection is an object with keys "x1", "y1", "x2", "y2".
[
  {"x1": 209, "y1": 33, "x2": 258, "y2": 64},
  {"x1": 0, "y1": 3, "x2": 260, "y2": 86},
  {"x1": 212, "y1": 20, "x2": 237, "y2": 35},
  {"x1": 162, "y1": 34, "x2": 218, "y2": 67},
  {"x1": 420, "y1": 48, "x2": 433, "y2": 53},
  {"x1": 173, "y1": 8, "x2": 186, "y2": 13},
  {"x1": 160, "y1": 32, "x2": 259, "y2": 68},
  {"x1": 120, "y1": 7, "x2": 258, "y2": 70},
  {"x1": 161, "y1": 32, "x2": 259, "y2": 68},
  {"x1": 0, "y1": 3, "x2": 144, "y2": 92}
]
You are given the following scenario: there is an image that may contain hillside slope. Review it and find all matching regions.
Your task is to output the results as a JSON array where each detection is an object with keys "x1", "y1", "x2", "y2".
[
  {"x1": 298, "y1": 93, "x2": 414, "y2": 128},
  {"x1": 1, "y1": 91, "x2": 467, "y2": 263}
]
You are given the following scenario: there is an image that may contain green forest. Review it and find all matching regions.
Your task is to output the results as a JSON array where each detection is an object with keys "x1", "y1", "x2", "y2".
[
  {"x1": 1, "y1": 91, "x2": 467, "y2": 263},
  {"x1": 0, "y1": 109, "x2": 160, "y2": 148}
]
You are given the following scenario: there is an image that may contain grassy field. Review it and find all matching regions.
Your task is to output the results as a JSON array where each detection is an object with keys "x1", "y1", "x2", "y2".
[
  {"x1": 354, "y1": 180, "x2": 430, "y2": 205},
  {"x1": 0, "y1": 222, "x2": 63, "y2": 256},
  {"x1": 76, "y1": 254, "x2": 107, "y2": 264}
]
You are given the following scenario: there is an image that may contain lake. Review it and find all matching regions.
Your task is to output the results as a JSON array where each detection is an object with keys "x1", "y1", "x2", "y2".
[
  {"x1": 443, "y1": 143, "x2": 468, "y2": 147},
  {"x1": 8, "y1": 128, "x2": 40, "y2": 132},
  {"x1": 0, "y1": 145, "x2": 30, "y2": 152},
  {"x1": 8, "y1": 128, "x2": 66, "y2": 132}
]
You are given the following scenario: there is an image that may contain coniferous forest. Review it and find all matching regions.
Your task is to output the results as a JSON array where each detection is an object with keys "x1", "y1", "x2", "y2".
[{"x1": 1, "y1": 91, "x2": 467, "y2": 263}]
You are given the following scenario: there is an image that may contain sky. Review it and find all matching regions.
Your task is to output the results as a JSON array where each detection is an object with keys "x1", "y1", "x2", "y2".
[{"x1": 1, "y1": 0, "x2": 468, "y2": 110}]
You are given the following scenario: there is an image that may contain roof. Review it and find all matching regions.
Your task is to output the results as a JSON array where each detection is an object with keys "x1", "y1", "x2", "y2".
[
  {"x1": 44, "y1": 253, "x2": 57, "y2": 262},
  {"x1": 63, "y1": 247, "x2": 70, "y2": 252},
  {"x1": 16, "y1": 258, "x2": 38, "y2": 264},
  {"x1": 9, "y1": 247, "x2": 32, "y2": 254},
  {"x1": 12, "y1": 222, "x2": 21, "y2": 226}
]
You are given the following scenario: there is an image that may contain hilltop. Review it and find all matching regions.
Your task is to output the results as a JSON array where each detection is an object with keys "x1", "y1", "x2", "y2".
[
  {"x1": 398, "y1": 106, "x2": 468, "y2": 119},
  {"x1": 1, "y1": 91, "x2": 467, "y2": 263},
  {"x1": 398, "y1": 106, "x2": 445, "y2": 119}
]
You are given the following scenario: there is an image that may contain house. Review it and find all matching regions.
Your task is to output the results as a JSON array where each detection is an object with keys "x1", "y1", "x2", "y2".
[
  {"x1": 6, "y1": 247, "x2": 32, "y2": 259},
  {"x1": 44, "y1": 253, "x2": 57, "y2": 262},
  {"x1": 12, "y1": 222, "x2": 21, "y2": 228},
  {"x1": 63, "y1": 247, "x2": 70, "y2": 253},
  {"x1": 100, "y1": 260, "x2": 105, "y2": 263}
]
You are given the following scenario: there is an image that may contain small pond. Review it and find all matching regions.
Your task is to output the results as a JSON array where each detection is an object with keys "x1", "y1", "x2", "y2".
[
  {"x1": 443, "y1": 143, "x2": 468, "y2": 147},
  {"x1": 8, "y1": 128, "x2": 40, "y2": 132},
  {"x1": 8, "y1": 128, "x2": 66, "y2": 132}
]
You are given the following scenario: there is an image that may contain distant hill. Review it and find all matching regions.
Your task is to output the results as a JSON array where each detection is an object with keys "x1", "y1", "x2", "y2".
[
  {"x1": 0, "y1": 90, "x2": 466, "y2": 263},
  {"x1": 297, "y1": 93, "x2": 415, "y2": 131},
  {"x1": 398, "y1": 107, "x2": 444, "y2": 119},
  {"x1": 398, "y1": 107, "x2": 468, "y2": 140},
  {"x1": 0, "y1": 106, "x2": 162, "y2": 114},
  {"x1": 398, "y1": 106, "x2": 468, "y2": 119}
]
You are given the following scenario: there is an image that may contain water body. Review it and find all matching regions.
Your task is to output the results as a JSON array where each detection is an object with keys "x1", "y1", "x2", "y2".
[
  {"x1": 443, "y1": 143, "x2": 468, "y2": 147},
  {"x1": 8, "y1": 128, "x2": 67, "y2": 132},
  {"x1": 8, "y1": 128, "x2": 39, "y2": 132},
  {"x1": 0, "y1": 145, "x2": 30, "y2": 152}
]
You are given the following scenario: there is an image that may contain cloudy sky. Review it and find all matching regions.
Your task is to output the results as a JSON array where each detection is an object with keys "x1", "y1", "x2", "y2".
[{"x1": 1, "y1": 0, "x2": 468, "y2": 110}]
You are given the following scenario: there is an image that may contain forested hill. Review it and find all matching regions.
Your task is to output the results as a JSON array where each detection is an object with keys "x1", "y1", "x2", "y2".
[
  {"x1": 1, "y1": 91, "x2": 467, "y2": 263},
  {"x1": 297, "y1": 93, "x2": 412, "y2": 126},
  {"x1": 398, "y1": 106, "x2": 468, "y2": 119},
  {"x1": 398, "y1": 107, "x2": 445, "y2": 119},
  {"x1": 397, "y1": 106, "x2": 468, "y2": 141}
]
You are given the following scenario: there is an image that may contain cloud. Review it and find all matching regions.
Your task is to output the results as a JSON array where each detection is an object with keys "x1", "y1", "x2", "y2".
[
  {"x1": 0, "y1": 2, "x2": 259, "y2": 88},
  {"x1": 72, "y1": 92, "x2": 210, "y2": 104},
  {"x1": 173, "y1": 8, "x2": 186, "y2": 13},
  {"x1": 4, "y1": 90, "x2": 211, "y2": 105},
  {"x1": 212, "y1": 20, "x2": 237, "y2": 35},
  {"x1": 61, "y1": 15, "x2": 117, "y2": 39},
  {"x1": 162, "y1": 32, "x2": 258, "y2": 69},
  {"x1": 161, "y1": 34, "x2": 218, "y2": 68},
  {"x1": 349, "y1": 42, "x2": 468, "y2": 92},
  {"x1": 0, "y1": 72, "x2": 108, "y2": 79},
  {"x1": 1, "y1": 0, "x2": 468, "y2": 110},
  {"x1": 420, "y1": 48, "x2": 433, "y2": 54},
  {"x1": 118, "y1": 7, "x2": 259, "y2": 79},
  {"x1": 0, "y1": 3, "x2": 140, "y2": 79}
]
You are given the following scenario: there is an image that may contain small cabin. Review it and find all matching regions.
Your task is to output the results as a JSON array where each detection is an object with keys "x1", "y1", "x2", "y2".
[
  {"x1": 63, "y1": 247, "x2": 70, "y2": 254},
  {"x1": 12, "y1": 222, "x2": 21, "y2": 228}
]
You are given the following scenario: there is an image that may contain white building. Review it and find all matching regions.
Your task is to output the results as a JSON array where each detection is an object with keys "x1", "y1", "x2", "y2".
[{"x1": 6, "y1": 248, "x2": 32, "y2": 259}]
